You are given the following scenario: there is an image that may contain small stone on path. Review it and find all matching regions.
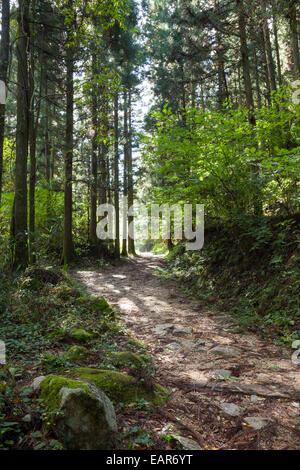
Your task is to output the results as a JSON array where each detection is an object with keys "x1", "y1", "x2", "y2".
[
  {"x1": 167, "y1": 342, "x2": 182, "y2": 352},
  {"x1": 219, "y1": 402, "x2": 243, "y2": 417},
  {"x1": 171, "y1": 435, "x2": 202, "y2": 450},
  {"x1": 210, "y1": 345, "x2": 240, "y2": 358},
  {"x1": 244, "y1": 417, "x2": 269, "y2": 430},
  {"x1": 211, "y1": 369, "x2": 231, "y2": 380}
]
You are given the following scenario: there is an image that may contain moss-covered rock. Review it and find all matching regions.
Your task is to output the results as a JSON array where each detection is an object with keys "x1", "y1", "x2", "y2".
[
  {"x1": 54, "y1": 286, "x2": 81, "y2": 301},
  {"x1": 65, "y1": 346, "x2": 90, "y2": 362},
  {"x1": 71, "y1": 367, "x2": 169, "y2": 405},
  {"x1": 77, "y1": 295, "x2": 112, "y2": 314},
  {"x1": 69, "y1": 328, "x2": 93, "y2": 343},
  {"x1": 109, "y1": 351, "x2": 149, "y2": 372},
  {"x1": 126, "y1": 337, "x2": 147, "y2": 350},
  {"x1": 40, "y1": 375, "x2": 89, "y2": 410},
  {"x1": 40, "y1": 375, "x2": 117, "y2": 450}
]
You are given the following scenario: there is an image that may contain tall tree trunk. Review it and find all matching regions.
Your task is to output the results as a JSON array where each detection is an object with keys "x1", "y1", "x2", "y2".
[
  {"x1": 260, "y1": 0, "x2": 277, "y2": 93},
  {"x1": 44, "y1": 77, "x2": 51, "y2": 183},
  {"x1": 121, "y1": 90, "x2": 128, "y2": 257},
  {"x1": 237, "y1": 0, "x2": 262, "y2": 215},
  {"x1": 28, "y1": 0, "x2": 41, "y2": 264},
  {"x1": 114, "y1": 92, "x2": 120, "y2": 258},
  {"x1": 214, "y1": 1, "x2": 229, "y2": 109},
  {"x1": 0, "y1": 0, "x2": 10, "y2": 205},
  {"x1": 89, "y1": 52, "x2": 98, "y2": 248},
  {"x1": 62, "y1": 0, "x2": 74, "y2": 264},
  {"x1": 287, "y1": 0, "x2": 300, "y2": 78},
  {"x1": 272, "y1": 0, "x2": 282, "y2": 86},
  {"x1": 236, "y1": 0, "x2": 255, "y2": 121},
  {"x1": 13, "y1": 0, "x2": 30, "y2": 269},
  {"x1": 127, "y1": 90, "x2": 136, "y2": 255}
]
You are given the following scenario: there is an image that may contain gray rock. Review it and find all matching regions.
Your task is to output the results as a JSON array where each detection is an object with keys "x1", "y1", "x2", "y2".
[
  {"x1": 210, "y1": 345, "x2": 240, "y2": 358},
  {"x1": 173, "y1": 326, "x2": 193, "y2": 335},
  {"x1": 31, "y1": 376, "x2": 46, "y2": 393},
  {"x1": 292, "y1": 340, "x2": 300, "y2": 349},
  {"x1": 23, "y1": 414, "x2": 32, "y2": 423},
  {"x1": 58, "y1": 384, "x2": 117, "y2": 450},
  {"x1": 167, "y1": 342, "x2": 182, "y2": 351},
  {"x1": 219, "y1": 402, "x2": 243, "y2": 417},
  {"x1": 154, "y1": 324, "x2": 174, "y2": 336},
  {"x1": 181, "y1": 339, "x2": 206, "y2": 351},
  {"x1": 171, "y1": 435, "x2": 202, "y2": 450},
  {"x1": 211, "y1": 369, "x2": 231, "y2": 380},
  {"x1": 244, "y1": 416, "x2": 269, "y2": 430},
  {"x1": 250, "y1": 395, "x2": 260, "y2": 403}
]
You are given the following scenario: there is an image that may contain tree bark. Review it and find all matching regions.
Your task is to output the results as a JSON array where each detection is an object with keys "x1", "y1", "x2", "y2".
[
  {"x1": 62, "y1": 0, "x2": 74, "y2": 264},
  {"x1": 89, "y1": 51, "x2": 98, "y2": 248},
  {"x1": 287, "y1": 0, "x2": 300, "y2": 78},
  {"x1": 13, "y1": 0, "x2": 30, "y2": 269},
  {"x1": 127, "y1": 90, "x2": 136, "y2": 255},
  {"x1": 0, "y1": 0, "x2": 10, "y2": 205},
  {"x1": 114, "y1": 92, "x2": 120, "y2": 258},
  {"x1": 28, "y1": 0, "x2": 41, "y2": 264},
  {"x1": 272, "y1": 0, "x2": 282, "y2": 86},
  {"x1": 260, "y1": 0, "x2": 277, "y2": 93},
  {"x1": 121, "y1": 89, "x2": 128, "y2": 257},
  {"x1": 236, "y1": 0, "x2": 255, "y2": 122}
]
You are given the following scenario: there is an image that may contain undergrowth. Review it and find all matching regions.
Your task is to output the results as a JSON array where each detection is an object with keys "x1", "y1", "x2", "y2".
[{"x1": 163, "y1": 216, "x2": 300, "y2": 346}]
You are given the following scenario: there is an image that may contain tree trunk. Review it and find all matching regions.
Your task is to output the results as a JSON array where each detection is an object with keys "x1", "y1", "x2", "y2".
[
  {"x1": 236, "y1": 0, "x2": 255, "y2": 120},
  {"x1": 260, "y1": 0, "x2": 277, "y2": 93},
  {"x1": 236, "y1": 0, "x2": 262, "y2": 215},
  {"x1": 62, "y1": 0, "x2": 74, "y2": 264},
  {"x1": 114, "y1": 92, "x2": 120, "y2": 258},
  {"x1": 287, "y1": 0, "x2": 300, "y2": 78},
  {"x1": 89, "y1": 51, "x2": 98, "y2": 248},
  {"x1": 272, "y1": 0, "x2": 282, "y2": 86},
  {"x1": 13, "y1": 0, "x2": 30, "y2": 269},
  {"x1": 121, "y1": 90, "x2": 128, "y2": 257},
  {"x1": 0, "y1": 0, "x2": 10, "y2": 205},
  {"x1": 127, "y1": 90, "x2": 136, "y2": 255},
  {"x1": 28, "y1": 0, "x2": 41, "y2": 264}
]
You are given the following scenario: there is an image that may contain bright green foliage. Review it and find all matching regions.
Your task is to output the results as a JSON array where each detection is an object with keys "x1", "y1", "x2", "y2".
[{"x1": 142, "y1": 87, "x2": 300, "y2": 219}]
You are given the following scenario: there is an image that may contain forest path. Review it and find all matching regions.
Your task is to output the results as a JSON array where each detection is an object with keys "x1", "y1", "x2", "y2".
[{"x1": 72, "y1": 254, "x2": 300, "y2": 450}]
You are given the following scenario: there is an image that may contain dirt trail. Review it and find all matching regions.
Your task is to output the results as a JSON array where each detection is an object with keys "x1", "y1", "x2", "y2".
[{"x1": 72, "y1": 253, "x2": 300, "y2": 450}]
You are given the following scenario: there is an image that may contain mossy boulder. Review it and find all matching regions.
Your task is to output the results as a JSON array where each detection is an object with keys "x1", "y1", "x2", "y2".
[
  {"x1": 108, "y1": 351, "x2": 152, "y2": 378},
  {"x1": 77, "y1": 295, "x2": 112, "y2": 314},
  {"x1": 54, "y1": 286, "x2": 81, "y2": 301},
  {"x1": 71, "y1": 367, "x2": 169, "y2": 406},
  {"x1": 126, "y1": 337, "x2": 147, "y2": 350},
  {"x1": 69, "y1": 328, "x2": 93, "y2": 343},
  {"x1": 65, "y1": 346, "x2": 90, "y2": 362},
  {"x1": 40, "y1": 375, "x2": 117, "y2": 450}
]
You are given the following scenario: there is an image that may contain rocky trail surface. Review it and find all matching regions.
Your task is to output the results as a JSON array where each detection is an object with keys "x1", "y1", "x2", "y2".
[{"x1": 72, "y1": 254, "x2": 300, "y2": 450}]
